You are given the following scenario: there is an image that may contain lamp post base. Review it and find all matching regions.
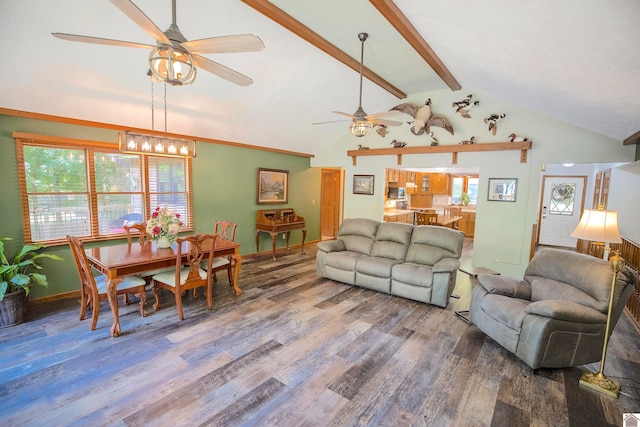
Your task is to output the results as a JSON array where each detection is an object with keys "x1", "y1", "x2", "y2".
[{"x1": 579, "y1": 371, "x2": 620, "y2": 398}]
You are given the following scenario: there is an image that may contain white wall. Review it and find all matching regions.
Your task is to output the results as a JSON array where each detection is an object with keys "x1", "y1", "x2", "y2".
[
  {"x1": 608, "y1": 161, "x2": 640, "y2": 245},
  {"x1": 312, "y1": 88, "x2": 637, "y2": 277}
]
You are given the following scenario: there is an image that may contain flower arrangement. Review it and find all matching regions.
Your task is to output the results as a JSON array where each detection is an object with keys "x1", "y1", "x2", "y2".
[{"x1": 146, "y1": 205, "x2": 183, "y2": 248}]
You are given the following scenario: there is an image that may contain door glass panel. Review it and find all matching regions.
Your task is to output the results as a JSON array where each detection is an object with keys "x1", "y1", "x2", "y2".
[{"x1": 549, "y1": 183, "x2": 575, "y2": 215}]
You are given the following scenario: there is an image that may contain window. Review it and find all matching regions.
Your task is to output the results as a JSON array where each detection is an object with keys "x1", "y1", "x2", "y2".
[
  {"x1": 15, "y1": 133, "x2": 193, "y2": 245},
  {"x1": 451, "y1": 175, "x2": 479, "y2": 205}
]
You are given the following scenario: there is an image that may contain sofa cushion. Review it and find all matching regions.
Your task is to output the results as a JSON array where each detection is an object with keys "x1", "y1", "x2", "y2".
[
  {"x1": 356, "y1": 256, "x2": 403, "y2": 278},
  {"x1": 405, "y1": 226, "x2": 464, "y2": 266},
  {"x1": 337, "y1": 218, "x2": 380, "y2": 255},
  {"x1": 391, "y1": 262, "x2": 433, "y2": 287},
  {"x1": 370, "y1": 222, "x2": 413, "y2": 261},
  {"x1": 527, "y1": 276, "x2": 602, "y2": 311},
  {"x1": 525, "y1": 249, "x2": 611, "y2": 310},
  {"x1": 324, "y1": 251, "x2": 365, "y2": 271}
]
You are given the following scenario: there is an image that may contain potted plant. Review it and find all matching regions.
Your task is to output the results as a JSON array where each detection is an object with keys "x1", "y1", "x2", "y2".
[
  {"x1": 460, "y1": 192, "x2": 471, "y2": 206},
  {"x1": 0, "y1": 237, "x2": 63, "y2": 327}
]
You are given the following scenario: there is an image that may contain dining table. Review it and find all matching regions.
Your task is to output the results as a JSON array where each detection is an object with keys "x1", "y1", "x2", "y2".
[
  {"x1": 85, "y1": 238, "x2": 241, "y2": 337},
  {"x1": 436, "y1": 214, "x2": 464, "y2": 228}
]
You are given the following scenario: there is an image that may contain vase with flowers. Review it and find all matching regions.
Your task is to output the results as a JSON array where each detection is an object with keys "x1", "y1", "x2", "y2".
[{"x1": 146, "y1": 205, "x2": 183, "y2": 248}]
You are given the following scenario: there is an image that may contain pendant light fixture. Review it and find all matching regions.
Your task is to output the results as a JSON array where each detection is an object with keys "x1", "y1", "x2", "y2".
[
  {"x1": 350, "y1": 33, "x2": 372, "y2": 137},
  {"x1": 119, "y1": 80, "x2": 196, "y2": 158}
]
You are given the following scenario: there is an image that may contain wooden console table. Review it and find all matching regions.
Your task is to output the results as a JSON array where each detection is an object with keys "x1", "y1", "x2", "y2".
[{"x1": 255, "y1": 208, "x2": 306, "y2": 261}]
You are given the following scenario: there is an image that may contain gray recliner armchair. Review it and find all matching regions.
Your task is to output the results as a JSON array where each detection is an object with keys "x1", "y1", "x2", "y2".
[{"x1": 469, "y1": 248, "x2": 637, "y2": 369}]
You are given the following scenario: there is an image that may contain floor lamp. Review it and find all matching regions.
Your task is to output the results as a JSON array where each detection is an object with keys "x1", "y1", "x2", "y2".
[{"x1": 570, "y1": 208, "x2": 623, "y2": 398}]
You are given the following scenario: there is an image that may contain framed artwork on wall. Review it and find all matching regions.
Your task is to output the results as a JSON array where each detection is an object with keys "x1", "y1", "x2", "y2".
[
  {"x1": 353, "y1": 174, "x2": 375, "y2": 195},
  {"x1": 488, "y1": 178, "x2": 517, "y2": 202},
  {"x1": 257, "y1": 168, "x2": 288, "y2": 204}
]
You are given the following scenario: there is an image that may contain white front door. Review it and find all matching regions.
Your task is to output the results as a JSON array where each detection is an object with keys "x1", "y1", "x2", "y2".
[{"x1": 538, "y1": 176, "x2": 586, "y2": 247}]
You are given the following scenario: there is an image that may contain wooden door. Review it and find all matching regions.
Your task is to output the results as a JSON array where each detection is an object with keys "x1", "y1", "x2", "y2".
[
  {"x1": 321, "y1": 169, "x2": 340, "y2": 239},
  {"x1": 600, "y1": 169, "x2": 611, "y2": 209}
]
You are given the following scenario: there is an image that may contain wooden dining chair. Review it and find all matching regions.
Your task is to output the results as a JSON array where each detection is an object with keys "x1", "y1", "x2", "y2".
[
  {"x1": 444, "y1": 206, "x2": 462, "y2": 229},
  {"x1": 416, "y1": 212, "x2": 438, "y2": 225},
  {"x1": 444, "y1": 206, "x2": 462, "y2": 216},
  {"x1": 152, "y1": 233, "x2": 218, "y2": 320},
  {"x1": 123, "y1": 222, "x2": 150, "y2": 244},
  {"x1": 67, "y1": 235, "x2": 148, "y2": 331},
  {"x1": 212, "y1": 220, "x2": 238, "y2": 284}
]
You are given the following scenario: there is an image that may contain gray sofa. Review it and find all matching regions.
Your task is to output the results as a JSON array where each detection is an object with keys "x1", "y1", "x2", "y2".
[
  {"x1": 316, "y1": 218, "x2": 465, "y2": 307},
  {"x1": 470, "y1": 248, "x2": 637, "y2": 369}
]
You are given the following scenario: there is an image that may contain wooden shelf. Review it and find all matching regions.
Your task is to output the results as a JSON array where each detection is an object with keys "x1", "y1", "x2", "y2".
[{"x1": 347, "y1": 141, "x2": 532, "y2": 166}]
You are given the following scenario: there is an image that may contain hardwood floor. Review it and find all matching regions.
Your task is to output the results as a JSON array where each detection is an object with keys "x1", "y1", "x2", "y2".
[{"x1": 1, "y1": 239, "x2": 639, "y2": 426}]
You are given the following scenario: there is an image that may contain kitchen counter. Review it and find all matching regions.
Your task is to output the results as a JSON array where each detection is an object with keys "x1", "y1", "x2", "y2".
[{"x1": 383, "y1": 209, "x2": 415, "y2": 224}]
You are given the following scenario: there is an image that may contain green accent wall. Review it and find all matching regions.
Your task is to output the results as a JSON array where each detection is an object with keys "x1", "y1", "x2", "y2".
[{"x1": 0, "y1": 114, "x2": 321, "y2": 300}]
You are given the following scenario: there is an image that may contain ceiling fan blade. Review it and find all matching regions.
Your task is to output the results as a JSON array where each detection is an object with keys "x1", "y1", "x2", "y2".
[
  {"x1": 52, "y1": 33, "x2": 155, "y2": 49},
  {"x1": 312, "y1": 119, "x2": 352, "y2": 125},
  {"x1": 369, "y1": 118, "x2": 403, "y2": 127},
  {"x1": 331, "y1": 111, "x2": 357, "y2": 118},
  {"x1": 182, "y1": 34, "x2": 265, "y2": 54},
  {"x1": 192, "y1": 54, "x2": 253, "y2": 86},
  {"x1": 365, "y1": 111, "x2": 403, "y2": 119},
  {"x1": 109, "y1": 0, "x2": 171, "y2": 45}
]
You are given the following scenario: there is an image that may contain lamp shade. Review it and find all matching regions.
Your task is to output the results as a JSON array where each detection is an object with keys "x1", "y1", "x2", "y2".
[{"x1": 570, "y1": 209, "x2": 622, "y2": 243}]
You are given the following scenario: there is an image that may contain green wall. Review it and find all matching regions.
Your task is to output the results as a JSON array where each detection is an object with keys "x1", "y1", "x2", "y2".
[{"x1": 0, "y1": 114, "x2": 321, "y2": 300}]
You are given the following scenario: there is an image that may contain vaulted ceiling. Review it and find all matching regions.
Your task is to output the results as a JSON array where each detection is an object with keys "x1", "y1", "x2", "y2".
[{"x1": 2, "y1": 0, "x2": 639, "y2": 155}]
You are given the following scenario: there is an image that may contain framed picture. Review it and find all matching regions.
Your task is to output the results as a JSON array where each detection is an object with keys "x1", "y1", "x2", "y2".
[
  {"x1": 257, "y1": 168, "x2": 288, "y2": 204},
  {"x1": 488, "y1": 178, "x2": 517, "y2": 202},
  {"x1": 353, "y1": 174, "x2": 375, "y2": 195}
]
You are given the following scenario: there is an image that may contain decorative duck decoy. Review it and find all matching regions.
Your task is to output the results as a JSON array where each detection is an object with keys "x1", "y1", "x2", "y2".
[
  {"x1": 390, "y1": 140, "x2": 407, "y2": 148},
  {"x1": 452, "y1": 94, "x2": 480, "y2": 118},
  {"x1": 484, "y1": 113, "x2": 506, "y2": 135},
  {"x1": 459, "y1": 136, "x2": 476, "y2": 145},
  {"x1": 390, "y1": 99, "x2": 454, "y2": 136},
  {"x1": 508, "y1": 133, "x2": 529, "y2": 142},
  {"x1": 357, "y1": 144, "x2": 370, "y2": 150}
]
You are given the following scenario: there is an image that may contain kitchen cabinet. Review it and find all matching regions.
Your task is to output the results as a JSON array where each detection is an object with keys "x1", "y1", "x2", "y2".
[
  {"x1": 457, "y1": 211, "x2": 476, "y2": 237},
  {"x1": 431, "y1": 173, "x2": 449, "y2": 194},
  {"x1": 419, "y1": 173, "x2": 430, "y2": 194},
  {"x1": 411, "y1": 193, "x2": 433, "y2": 208}
]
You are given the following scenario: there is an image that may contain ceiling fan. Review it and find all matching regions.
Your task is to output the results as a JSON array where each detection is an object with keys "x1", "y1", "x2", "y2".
[
  {"x1": 52, "y1": 0, "x2": 264, "y2": 86},
  {"x1": 313, "y1": 33, "x2": 402, "y2": 137}
]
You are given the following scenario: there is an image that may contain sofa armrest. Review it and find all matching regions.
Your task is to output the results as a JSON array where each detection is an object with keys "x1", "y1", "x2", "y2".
[
  {"x1": 317, "y1": 240, "x2": 346, "y2": 253},
  {"x1": 432, "y1": 257, "x2": 460, "y2": 273},
  {"x1": 477, "y1": 275, "x2": 531, "y2": 300},
  {"x1": 526, "y1": 300, "x2": 607, "y2": 323}
]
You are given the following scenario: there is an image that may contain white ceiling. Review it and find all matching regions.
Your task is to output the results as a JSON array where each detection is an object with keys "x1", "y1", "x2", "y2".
[{"x1": 2, "y1": 0, "x2": 639, "y2": 156}]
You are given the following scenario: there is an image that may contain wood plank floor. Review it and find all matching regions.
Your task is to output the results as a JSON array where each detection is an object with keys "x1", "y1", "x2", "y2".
[{"x1": 1, "y1": 239, "x2": 639, "y2": 426}]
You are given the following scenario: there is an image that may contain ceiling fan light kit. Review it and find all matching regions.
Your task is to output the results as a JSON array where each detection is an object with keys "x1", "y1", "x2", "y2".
[{"x1": 148, "y1": 44, "x2": 196, "y2": 86}]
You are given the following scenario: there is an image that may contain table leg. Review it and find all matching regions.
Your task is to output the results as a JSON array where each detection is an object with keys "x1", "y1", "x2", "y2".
[
  {"x1": 231, "y1": 253, "x2": 242, "y2": 296},
  {"x1": 285, "y1": 231, "x2": 291, "y2": 250},
  {"x1": 270, "y1": 231, "x2": 277, "y2": 262},
  {"x1": 106, "y1": 277, "x2": 124, "y2": 337},
  {"x1": 255, "y1": 230, "x2": 260, "y2": 255},
  {"x1": 301, "y1": 228, "x2": 307, "y2": 254}
]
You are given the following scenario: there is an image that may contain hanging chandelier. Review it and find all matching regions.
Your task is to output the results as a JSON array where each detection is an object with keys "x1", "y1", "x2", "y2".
[{"x1": 119, "y1": 81, "x2": 196, "y2": 158}]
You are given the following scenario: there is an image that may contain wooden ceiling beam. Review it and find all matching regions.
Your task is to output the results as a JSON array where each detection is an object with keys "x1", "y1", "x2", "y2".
[
  {"x1": 623, "y1": 129, "x2": 640, "y2": 145},
  {"x1": 370, "y1": 0, "x2": 461, "y2": 91},
  {"x1": 240, "y1": 0, "x2": 406, "y2": 99}
]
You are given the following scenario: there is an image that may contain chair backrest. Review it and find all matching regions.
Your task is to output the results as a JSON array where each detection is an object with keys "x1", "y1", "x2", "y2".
[
  {"x1": 214, "y1": 220, "x2": 237, "y2": 241},
  {"x1": 124, "y1": 222, "x2": 150, "y2": 244},
  {"x1": 67, "y1": 235, "x2": 99, "y2": 294},
  {"x1": 416, "y1": 212, "x2": 438, "y2": 225},
  {"x1": 175, "y1": 233, "x2": 218, "y2": 290},
  {"x1": 444, "y1": 206, "x2": 462, "y2": 216}
]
